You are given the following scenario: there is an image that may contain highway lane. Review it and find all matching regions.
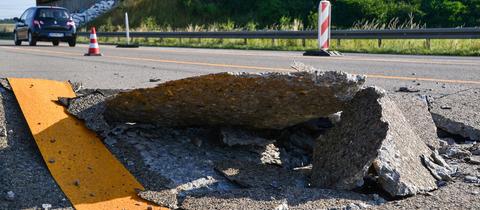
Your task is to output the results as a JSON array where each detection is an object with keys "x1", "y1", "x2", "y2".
[{"x1": 0, "y1": 40, "x2": 479, "y2": 92}]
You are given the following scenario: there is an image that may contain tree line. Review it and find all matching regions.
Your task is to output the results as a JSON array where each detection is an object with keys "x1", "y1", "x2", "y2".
[{"x1": 179, "y1": 0, "x2": 480, "y2": 28}]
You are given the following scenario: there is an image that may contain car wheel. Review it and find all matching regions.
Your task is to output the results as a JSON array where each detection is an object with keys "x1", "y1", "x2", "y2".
[
  {"x1": 52, "y1": 40, "x2": 60, "y2": 46},
  {"x1": 28, "y1": 31, "x2": 37, "y2": 46},
  {"x1": 14, "y1": 32, "x2": 22, "y2": 46},
  {"x1": 68, "y1": 38, "x2": 76, "y2": 47}
]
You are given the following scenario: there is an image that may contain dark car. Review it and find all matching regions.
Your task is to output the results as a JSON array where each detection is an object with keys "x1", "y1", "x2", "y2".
[{"x1": 13, "y1": 6, "x2": 77, "y2": 47}]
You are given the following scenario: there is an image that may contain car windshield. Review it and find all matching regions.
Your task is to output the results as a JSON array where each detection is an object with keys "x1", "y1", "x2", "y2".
[{"x1": 36, "y1": 9, "x2": 69, "y2": 20}]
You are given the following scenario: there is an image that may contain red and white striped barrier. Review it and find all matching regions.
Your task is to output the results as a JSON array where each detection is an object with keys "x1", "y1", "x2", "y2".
[
  {"x1": 85, "y1": 27, "x2": 103, "y2": 56},
  {"x1": 318, "y1": 0, "x2": 331, "y2": 50}
]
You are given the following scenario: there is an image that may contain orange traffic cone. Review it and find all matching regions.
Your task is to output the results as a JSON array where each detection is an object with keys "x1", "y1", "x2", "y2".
[{"x1": 84, "y1": 27, "x2": 102, "y2": 56}]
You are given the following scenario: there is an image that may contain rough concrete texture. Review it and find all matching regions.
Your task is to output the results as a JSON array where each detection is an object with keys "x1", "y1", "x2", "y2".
[
  {"x1": 104, "y1": 68, "x2": 365, "y2": 130},
  {"x1": 430, "y1": 88, "x2": 480, "y2": 140},
  {"x1": 181, "y1": 187, "x2": 378, "y2": 210},
  {"x1": 138, "y1": 190, "x2": 179, "y2": 209},
  {"x1": 214, "y1": 160, "x2": 306, "y2": 188},
  {"x1": 312, "y1": 87, "x2": 437, "y2": 197},
  {"x1": 390, "y1": 94, "x2": 441, "y2": 149}
]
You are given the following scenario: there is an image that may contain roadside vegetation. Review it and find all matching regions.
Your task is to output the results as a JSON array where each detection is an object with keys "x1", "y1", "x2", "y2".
[{"x1": 78, "y1": 16, "x2": 480, "y2": 56}]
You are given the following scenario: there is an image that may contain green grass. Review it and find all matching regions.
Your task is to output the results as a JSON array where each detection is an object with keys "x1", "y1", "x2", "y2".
[{"x1": 77, "y1": 36, "x2": 480, "y2": 56}]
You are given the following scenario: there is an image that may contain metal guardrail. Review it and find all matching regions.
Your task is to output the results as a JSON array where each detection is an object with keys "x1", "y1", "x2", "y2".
[
  {"x1": 1, "y1": 28, "x2": 479, "y2": 41},
  {"x1": 73, "y1": 28, "x2": 480, "y2": 40}
]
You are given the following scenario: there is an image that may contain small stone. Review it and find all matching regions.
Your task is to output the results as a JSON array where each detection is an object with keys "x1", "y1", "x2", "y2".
[
  {"x1": 274, "y1": 202, "x2": 289, "y2": 210},
  {"x1": 74, "y1": 180, "x2": 80, "y2": 187},
  {"x1": 412, "y1": 73, "x2": 416, "y2": 75},
  {"x1": 464, "y1": 175, "x2": 479, "y2": 183},
  {"x1": 7, "y1": 130, "x2": 13, "y2": 135},
  {"x1": 149, "y1": 78, "x2": 161, "y2": 82},
  {"x1": 127, "y1": 161, "x2": 134, "y2": 166},
  {"x1": 471, "y1": 191, "x2": 479, "y2": 195},
  {"x1": 42, "y1": 203, "x2": 52, "y2": 210},
  {"x1": 50, "y1": 138, "x2": 56, "y2": 143},
  {"x1": 440, "y1": 105, "x2": 452, "y2": 110},
  {"x1": 5, "y1": 191, "x2": 15, "y2": 201},
  {"x1": 48, "y1": 159, "x2": 56, "y2": 164}
]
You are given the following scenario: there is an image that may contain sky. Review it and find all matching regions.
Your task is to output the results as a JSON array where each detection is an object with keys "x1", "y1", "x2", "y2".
[{"x1": 0, "y1": 0, "x2": 36, "y2": 19}]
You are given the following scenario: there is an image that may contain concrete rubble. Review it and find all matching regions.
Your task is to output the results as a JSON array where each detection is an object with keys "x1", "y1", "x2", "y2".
[
  {"x1": 4, "y1": 63, "x2": 480, "y2": 209},
  {"x1": 103, "y1": 69, "x2": 366, "y2": 130},
  {"x1": 430, "y1": 88, "x2": 480, "y2": 141},
  {"x1": 311, "y1": 87, "x2": 439, "y2": 197}
]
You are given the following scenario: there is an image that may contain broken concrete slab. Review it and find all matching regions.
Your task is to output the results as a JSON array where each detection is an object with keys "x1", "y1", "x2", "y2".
[
  {"x1": 312, "y1": 87, "x2": 437, "y2": 197},
  {"x1": 430, "y1": 89, "x2": 480, "y2": 141},
  {"x1": 390, "y1": 94, "x2": 441, "y2": 150},
  {"x1": 214, "y1": 160, "x2": 306, "y2": 189},
  {"x1": 104, "y1": 68, "x2": 365, "y2": 130}
]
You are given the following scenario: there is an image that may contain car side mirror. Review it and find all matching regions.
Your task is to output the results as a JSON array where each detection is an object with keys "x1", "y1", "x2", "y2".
[{"x1": 13, "y1": 17, "x2": 19, "y2": 22}]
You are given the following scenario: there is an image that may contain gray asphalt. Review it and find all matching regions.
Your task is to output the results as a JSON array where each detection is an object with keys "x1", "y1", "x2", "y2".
[{"x1": 0, "y1": 40, "x2": 479, "y2": 93}]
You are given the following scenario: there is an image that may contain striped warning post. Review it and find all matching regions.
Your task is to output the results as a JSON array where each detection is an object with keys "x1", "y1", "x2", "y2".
[
  {"x1": 318, "y1": 0, "x2": 331, "y2": 50},
  {"x1": 8, "y1": 78, "x2": 165, "y2": 210}
]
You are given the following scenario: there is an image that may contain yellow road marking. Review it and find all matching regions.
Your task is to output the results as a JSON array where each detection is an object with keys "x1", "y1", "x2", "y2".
[
  {"x1": 2, "y1": 46, "x2": 480, "y2": 85},
  {"x1": 8, "y1": 78, "x2": 165, "y2": 210}
]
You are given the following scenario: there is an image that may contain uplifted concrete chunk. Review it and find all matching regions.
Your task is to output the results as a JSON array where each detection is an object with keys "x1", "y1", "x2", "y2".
[
  {"x1": 430, "y1": 89, "x2": 480, "y2": 141},
  {"x1": 390, "y1": 94, "x2": 440, "y2": 150},
  {"x1": 104, "y1": 68, "x2": 365, "y2": 130},
  {"x1": 312, "y1": 87, "x2": 437, "y2": 197}
]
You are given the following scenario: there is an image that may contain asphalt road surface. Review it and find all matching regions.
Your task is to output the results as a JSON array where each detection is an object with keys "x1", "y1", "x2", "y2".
[{"x1": 0, "y1": 40, "x2": 479, "y2": 93}]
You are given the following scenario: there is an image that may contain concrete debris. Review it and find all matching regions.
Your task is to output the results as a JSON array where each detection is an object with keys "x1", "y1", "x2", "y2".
[
  {"x1": 442, "y1": 146, "x2": 472, "y2": 159},
  {"x1": 464, "y1": 176, "x2": 479, "y2": 184},
  {"x1": 469, "y1": 143, "x2": 480, "y2": 156},
  {"x1": 104, "y1": 68, "x2": 365, "y2": 130},
  {"x1": 138, "y1": 190, "x2": 179, "y2": 209},
  {"x1": 59, "y1": 90, "x2": 121, "y2": 136},
  {"x1": 430, "y1": 89, "x2": 480, "y2": 141},
  {"x1": 214, "y1": 160, "x2": 306, "y2": 189},
  {"x1": 260, "y1": 144, "x2": 282, "y2": 166},
  {"x1": 466, "y1": 156, "x2": 480, "y2": 165},
  {"x1": 396, "y1": 86, "x2": 420, "y2": 93},
  {"x1": 4, "y1": 191, "x2": 15, "y2": 201},
  {"x1": 0, "y1": 79, "x2": 11, "y2": 91},
  {"x1": 312, "y1": 87, "x2": 437, "y2": 197},
  {"x1": 220, "y1": 128, "x2": 274, "y2": 146},
  {"x1": 421, "y1": 154, "x2": 454, "y2": 182}
]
